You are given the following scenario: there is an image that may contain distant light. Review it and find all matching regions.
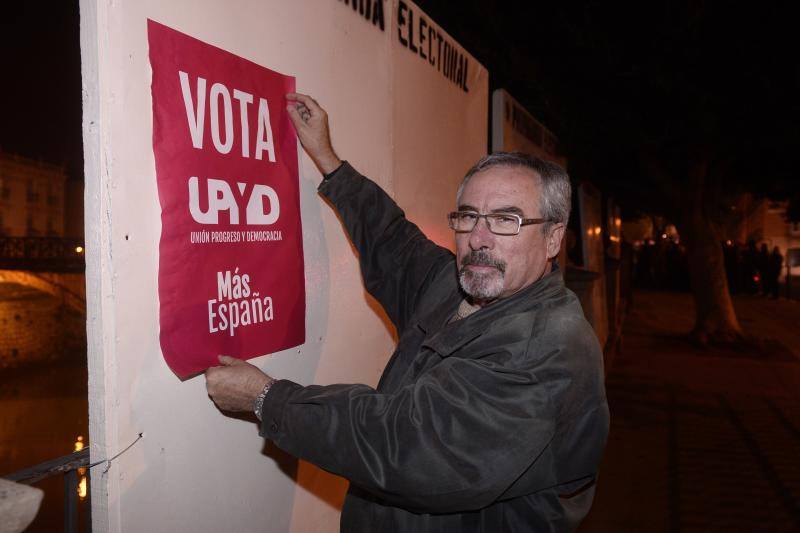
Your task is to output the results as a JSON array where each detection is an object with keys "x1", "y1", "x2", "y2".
[
  {"x1": 614, "y1": 218, "x2": 622, "y2": 227},
  {"x1": 75, "y1": 435, "x2": 88, "y2": 499},
  {"x1": 594, "y1": 226, "x2": 602, "y2": 236},
  {"x1": 78, "y1": 476, "x2": 87, "y2": 499},
  {"x1": 662, "y1": 233, "x2": 668, "y2": 239},
  {"x1": 754, "y1": 274, "x2": 760, "y2": 282},
  {"x1": 75, "y1": 246, "x2": 84, "y2": 254},
  {"x1": 586, "y1": 229, "x2": 593, "y2": 236},
  {"x1": 726, "y1": 240, "x2": 732, "y2": 246}
]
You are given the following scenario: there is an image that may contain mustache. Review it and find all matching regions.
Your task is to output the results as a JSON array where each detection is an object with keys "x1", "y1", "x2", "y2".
[{"x1": 460, "y1": 250, "x2": 506, "y2": 273}]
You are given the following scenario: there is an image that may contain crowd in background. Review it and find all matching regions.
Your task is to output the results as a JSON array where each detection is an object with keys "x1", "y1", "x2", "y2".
[
  {"x1": 723, "y1": 241, "x2": 784, "y2": 298},
  {"x1": 633, "y1": 238, "x2": 690, "y2": 291},
  {"x1": 632, "y1": 237, "x2": 785, "y2": 298}
]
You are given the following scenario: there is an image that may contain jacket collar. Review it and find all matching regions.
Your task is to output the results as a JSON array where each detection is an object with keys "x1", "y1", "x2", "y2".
[{"x1": 418, "y1": 269, "x2": 566, "y2": 356}]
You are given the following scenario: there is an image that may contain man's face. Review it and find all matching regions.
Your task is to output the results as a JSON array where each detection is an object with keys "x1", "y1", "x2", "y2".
[{"x1": 455, "y1": 166, "x2": 563, "y2": 305}]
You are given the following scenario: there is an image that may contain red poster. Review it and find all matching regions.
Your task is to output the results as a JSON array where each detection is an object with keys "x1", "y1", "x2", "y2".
[{"x1": 148, "y1": 20, "x2": 304, "y2": 378}]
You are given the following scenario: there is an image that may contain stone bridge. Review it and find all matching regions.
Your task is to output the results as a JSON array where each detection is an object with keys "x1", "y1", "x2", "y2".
[
  {"x1": 0, "y1": 237, "x2": 84, "y2": 273},
  {"x1": 0, "y1": 270, "x2": 86, "y2": 369},
  {"x1": 0, "y1": 270, "x2": 85, "y2": 314},
  {"x1": 0, "y1": 237, "x2": 85, "y2": 313}
]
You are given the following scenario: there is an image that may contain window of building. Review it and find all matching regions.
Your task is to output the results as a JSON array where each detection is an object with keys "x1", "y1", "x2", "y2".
[
  {"x1": 26, "y1": 214, "x2": 39, "y2": 236},
  {"x1": 26, "y1": 180, "x2": 38, "y2": 203},
  {"x1": 0, "y1": 177, "x2": 9, "y2": 200},
  {"x1": 46, "y1": 182, "x2": 58, "y2": 206}
]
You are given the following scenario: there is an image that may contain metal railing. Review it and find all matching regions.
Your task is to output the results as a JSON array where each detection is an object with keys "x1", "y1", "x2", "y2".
[
  {"x1": 4, "y1": 448, "x2": 90, "y2": 532},
  {"x1": 0, "y1": 236, "x2": 85, "y2": 272}
]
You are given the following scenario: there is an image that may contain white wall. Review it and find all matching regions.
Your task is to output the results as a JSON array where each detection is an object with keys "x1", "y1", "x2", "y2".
[
  {"x1": 491, "y1": 89, "x2": 566, "y2": 169},
  {"x1": 577, "y1": 182, "x2": 609, "y2": 348},
  {"x1": 490, "y1": 89, "x2": 569, "y2": 278},
  {"x1": 80, "y1": 1, "x2": 487, "y2": 531}
]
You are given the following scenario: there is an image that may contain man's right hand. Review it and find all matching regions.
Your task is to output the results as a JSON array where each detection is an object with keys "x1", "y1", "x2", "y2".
[{"x1": 286, "y1": 93, "x2": 342, "y2": 175}]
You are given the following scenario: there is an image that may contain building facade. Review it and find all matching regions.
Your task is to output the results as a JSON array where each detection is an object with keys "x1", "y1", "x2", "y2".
[
  {"x1": 0, "y1": 152, "x2": 67, "y2": 237},
  {"x1": 721, "y1": 194, "x2": 800, "y2": 279}
]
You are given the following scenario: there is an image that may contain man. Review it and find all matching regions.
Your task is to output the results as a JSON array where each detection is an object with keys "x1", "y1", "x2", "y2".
[{"x1": 206, "y1": 93, "x2": 609, "y2": 532}]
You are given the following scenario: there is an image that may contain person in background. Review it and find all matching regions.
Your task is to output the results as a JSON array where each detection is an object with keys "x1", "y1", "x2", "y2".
[
  {"x1": 768, "y1": 246, "x2": 783, "y2": 299},
  {"x1": 742, "y1": 240, "x2": 758, "y2": 294},
  {"x1": 757, "y1": 243, "x2": 770, "y2": 296}
]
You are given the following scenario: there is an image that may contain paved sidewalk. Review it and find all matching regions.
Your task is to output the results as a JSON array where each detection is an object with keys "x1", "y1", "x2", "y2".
[{"x1": 580, "y1": 291, "x2": 800, "y2": 532}]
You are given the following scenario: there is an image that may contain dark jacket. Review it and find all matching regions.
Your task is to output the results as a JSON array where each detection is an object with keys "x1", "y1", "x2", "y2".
[{"x1": 261, "y1": 163, "x2": 609, "y2": 532}]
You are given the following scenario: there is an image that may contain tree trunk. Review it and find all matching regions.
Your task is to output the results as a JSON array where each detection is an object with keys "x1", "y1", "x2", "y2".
[{"x1": 682, "y1": 159, "x2": 744, "y2": 346}]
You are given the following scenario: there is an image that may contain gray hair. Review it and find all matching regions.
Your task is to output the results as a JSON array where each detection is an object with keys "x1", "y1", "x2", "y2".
[{"x1": 457, "y1": 152, "x2": 571, "y2": 232}]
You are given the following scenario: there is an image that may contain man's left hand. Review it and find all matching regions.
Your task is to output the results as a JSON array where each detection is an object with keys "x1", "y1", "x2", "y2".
[{"x1": 205, "y1": 355, "x2": 271, "y2": 412}]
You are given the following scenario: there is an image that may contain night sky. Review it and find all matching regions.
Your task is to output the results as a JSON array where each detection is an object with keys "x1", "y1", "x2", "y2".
[
  {"x1": 1, "y1": 3, "x2": 83, "y2": 181},
  {"x1": 417, "y1": 0, "x2": 800, "y2": 217},
  {"x1": 3, "y1": 1, "x2": 798, "y2": 214}
]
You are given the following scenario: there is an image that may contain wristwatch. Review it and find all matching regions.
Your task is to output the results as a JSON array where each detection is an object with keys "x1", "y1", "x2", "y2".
[{"x1": 253, "y1": 377, "x2": 277, "y2": 422}]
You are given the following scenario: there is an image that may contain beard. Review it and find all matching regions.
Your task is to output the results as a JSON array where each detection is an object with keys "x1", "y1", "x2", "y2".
[{"x1": 458, "y1": 250, "x2": 507, "y2": 301}]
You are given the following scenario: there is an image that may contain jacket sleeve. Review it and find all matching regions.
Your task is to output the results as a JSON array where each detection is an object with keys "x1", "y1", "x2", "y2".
[
  {"x1": 259, "y1": 351, "x2": 566, "y2": 513},
  {"x1": 318, "y1": 162, "x2": 455, "y2": 332}
]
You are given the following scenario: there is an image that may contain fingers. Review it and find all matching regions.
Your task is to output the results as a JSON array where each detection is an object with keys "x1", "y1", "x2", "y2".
[
  {"x1": 286, "y1": 104, "x2": 306, "y2": 131},
  {"x1": 297, "y1": 104, "x2": 312, "y2": 122},
  {"x1": 286, "y1": 92, "x2": 319, "y2": 111},
  {"x1": 287, "y1": 102, "x2": 311, "y2": 123},
  {"x1": 285, "y1": 92, "x2": 338, "y2": 172},
  {"x1": 286, "y1": 93, "x2": 325, "y2": 121},
  {"x1": 204, "y1": 367, "x2": 217, "y2": 392},
  {"x1": 218, "y1": 355, "x2": 242, "y2": 366}
]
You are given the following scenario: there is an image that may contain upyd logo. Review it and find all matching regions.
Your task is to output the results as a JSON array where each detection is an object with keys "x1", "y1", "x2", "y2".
[{"x1": 179, "y1": 70, "x2": 281, "y2": 227}]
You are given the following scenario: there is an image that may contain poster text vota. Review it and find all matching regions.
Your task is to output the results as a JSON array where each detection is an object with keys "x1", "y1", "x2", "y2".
[{"x1": 179, "y1": 71, "x2": 280, "y2": 226}]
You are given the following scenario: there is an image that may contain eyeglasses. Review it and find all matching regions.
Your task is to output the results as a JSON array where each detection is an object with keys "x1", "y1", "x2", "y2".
[{"x1": 447, "y1": 211, "x2": 549, "y2": 236}]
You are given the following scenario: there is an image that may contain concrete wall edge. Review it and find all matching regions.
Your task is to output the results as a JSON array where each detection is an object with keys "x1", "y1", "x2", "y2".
[{"x1": 79, "y1": 0, "x2": 121, "y2": 531}]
